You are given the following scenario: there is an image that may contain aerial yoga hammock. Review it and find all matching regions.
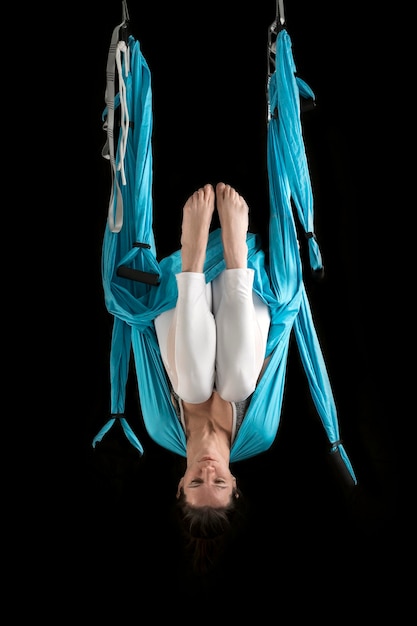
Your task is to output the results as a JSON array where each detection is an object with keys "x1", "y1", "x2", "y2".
[{"x1": 93, "y1": 0, "x2": 357, "y2": 487}]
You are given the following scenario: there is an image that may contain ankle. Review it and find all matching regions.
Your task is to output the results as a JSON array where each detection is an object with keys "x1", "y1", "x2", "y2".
[{"x1": 223, "y1": 242, "x2": 248, "y2": 269}]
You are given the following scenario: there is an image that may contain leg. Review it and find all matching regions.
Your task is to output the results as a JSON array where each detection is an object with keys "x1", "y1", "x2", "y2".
[
  {"x1": 213, "y1": 183, "x2": 271, "y2": 401},
  {"x1": 180, "y1": 183, "x2": 216, "y2": 273},
  {"x1": 154, "y1": 279, "x2": 214, "y2": 401},
  {"x1": 154, "y1": 185, "x2": 216, "y2": 403},
  {"x1": 216, "y1": 182, "x2": 249, "y2": 270}
]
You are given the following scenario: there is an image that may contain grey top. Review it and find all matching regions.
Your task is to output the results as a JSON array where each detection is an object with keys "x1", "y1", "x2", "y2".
[{"x1": 170, "y1": 387, "x2": 252, "y2": 443}]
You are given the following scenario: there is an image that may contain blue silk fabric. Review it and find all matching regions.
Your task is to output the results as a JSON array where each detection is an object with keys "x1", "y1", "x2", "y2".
[{"x1": 94, "y1": 30, "x2": 357, "y2": 484}]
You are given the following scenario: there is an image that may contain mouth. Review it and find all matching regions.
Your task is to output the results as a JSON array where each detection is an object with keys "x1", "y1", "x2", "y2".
[{"x1": 199, "y1": 456, "x2": 217, "y2": 462}]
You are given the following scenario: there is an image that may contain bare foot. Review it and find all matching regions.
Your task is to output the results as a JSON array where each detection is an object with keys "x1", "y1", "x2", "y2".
[
  {"x1": 180, "y1": 184, "x2": 215, "y2": 272},
  {"x1": 216, "y1": 182, "x2": 249, "y2": 268}
]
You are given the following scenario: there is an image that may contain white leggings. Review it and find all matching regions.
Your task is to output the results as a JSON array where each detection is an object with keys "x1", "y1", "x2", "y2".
[{"x1": 154, "y1": 269, "x2": 271, "y2": 404}]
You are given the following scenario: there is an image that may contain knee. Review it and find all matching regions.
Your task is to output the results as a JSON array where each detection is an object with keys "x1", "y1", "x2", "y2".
[{"x1": 216, "y1": 370, "x2": 257, "y2": 403}]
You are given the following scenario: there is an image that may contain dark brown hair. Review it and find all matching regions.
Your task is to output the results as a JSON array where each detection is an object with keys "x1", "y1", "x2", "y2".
[{"x1": 175, "y1": 485, "x2": 244, "y2": 575}]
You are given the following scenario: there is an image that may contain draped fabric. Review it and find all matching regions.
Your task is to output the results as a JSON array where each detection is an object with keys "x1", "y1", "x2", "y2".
[{"x1": 93, "y1": 27, "x2": 357, "y2": 485}]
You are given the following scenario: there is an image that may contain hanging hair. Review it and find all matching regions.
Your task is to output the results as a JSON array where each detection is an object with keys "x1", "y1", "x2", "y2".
[{"x1": 175, "y1": 485, "x2": 245, "y2": 575}]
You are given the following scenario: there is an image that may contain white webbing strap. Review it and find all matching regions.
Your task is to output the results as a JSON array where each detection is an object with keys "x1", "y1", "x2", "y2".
[{"x1": 102, "y1": 22, "x2": 131, "y2": 233}]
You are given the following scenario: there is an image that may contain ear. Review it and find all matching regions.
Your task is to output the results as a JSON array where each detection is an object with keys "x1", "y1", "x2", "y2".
[
  {"x1": 232, "y1": 476, "x2": 239, "y2": 498},
  {"x1": 176, "y1": 477, "x2": 184, "y2": 499}
]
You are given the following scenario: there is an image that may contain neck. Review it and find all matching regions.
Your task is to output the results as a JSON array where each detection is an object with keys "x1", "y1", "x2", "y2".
[{"x1": 182, "y1": 392, "x2": 233, "y2": 465}]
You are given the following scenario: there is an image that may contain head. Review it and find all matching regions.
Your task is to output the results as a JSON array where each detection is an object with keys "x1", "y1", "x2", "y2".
[
  {"x1": 177, "y1": 456, "x2": 238, "y2": 507},
  {"x1": 175, "y1": 458, "x2": 243, "y2": 574}
]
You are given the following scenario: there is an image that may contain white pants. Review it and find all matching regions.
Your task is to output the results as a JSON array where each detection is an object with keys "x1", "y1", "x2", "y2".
[{"x1": 154, "y1": 269, "x2": 271, "y2": 404}]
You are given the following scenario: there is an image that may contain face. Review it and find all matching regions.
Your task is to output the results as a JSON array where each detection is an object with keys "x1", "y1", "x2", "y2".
[{"x1": 177, "y1": 457, "x2": 237, "y2": 508}]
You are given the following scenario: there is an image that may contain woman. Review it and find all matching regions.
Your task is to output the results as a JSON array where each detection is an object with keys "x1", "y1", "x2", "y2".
[
  {"x1": 154, "y1": 182, "x2": 271, "y2": 571},
  {"x1": 95, "y1": 179, "x2": 356, "y2": 573}
]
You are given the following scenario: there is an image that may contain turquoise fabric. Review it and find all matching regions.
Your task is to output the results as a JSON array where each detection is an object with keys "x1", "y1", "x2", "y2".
[{"x1": 93, "y1": 30, "x2": 357, "y2": 483}]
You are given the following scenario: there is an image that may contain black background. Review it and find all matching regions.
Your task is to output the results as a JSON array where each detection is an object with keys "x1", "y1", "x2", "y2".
[{"x1": 44, "y1": 0, "x2": 402, "y2": 619}]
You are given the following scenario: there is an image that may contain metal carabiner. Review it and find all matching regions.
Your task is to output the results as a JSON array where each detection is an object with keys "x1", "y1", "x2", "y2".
[{"x1": 266, "y1": 1, "x2": 286, "y2": 121}]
